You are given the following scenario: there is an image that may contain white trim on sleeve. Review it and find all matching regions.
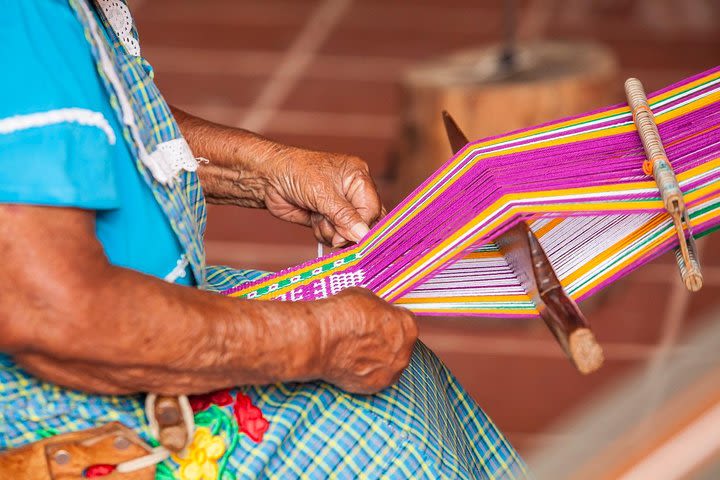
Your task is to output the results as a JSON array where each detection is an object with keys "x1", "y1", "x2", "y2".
[{"x1": 0, "y1": 108, "x2": 116, "y2": 144}]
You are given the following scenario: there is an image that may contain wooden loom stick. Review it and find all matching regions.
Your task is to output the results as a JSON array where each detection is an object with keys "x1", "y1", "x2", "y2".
[
  {"x1": 441, "y1": 111, "x2": 604, "y2": 374},
  {"x1": 624, "y1": 78, "x2": 703, "y2": 292}
]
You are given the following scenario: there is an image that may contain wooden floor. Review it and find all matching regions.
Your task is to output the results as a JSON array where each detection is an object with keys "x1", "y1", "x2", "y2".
[{"x1": 131, "y1": 0, "x2": 720, "y2": 457}]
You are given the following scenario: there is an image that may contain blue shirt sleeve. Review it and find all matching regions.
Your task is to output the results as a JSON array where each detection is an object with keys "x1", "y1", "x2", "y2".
[{"x1": 0, "y1": 0, "x2": 120, "y2": 209}]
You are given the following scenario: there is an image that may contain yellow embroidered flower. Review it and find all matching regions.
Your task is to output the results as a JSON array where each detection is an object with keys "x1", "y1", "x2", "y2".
[{"x1": 173, "y1": 427, "x2": 226, "y2": 480}]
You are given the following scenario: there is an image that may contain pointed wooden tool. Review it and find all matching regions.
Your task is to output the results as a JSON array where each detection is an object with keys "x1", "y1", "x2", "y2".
[{"x1": 442, "y1": 111, "x2": 604, "y2": 374}]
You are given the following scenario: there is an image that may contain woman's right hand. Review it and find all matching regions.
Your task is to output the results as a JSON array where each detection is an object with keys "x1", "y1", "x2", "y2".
[{"x1": 315, "y1": 288, "x2": 419, "y2": 394}]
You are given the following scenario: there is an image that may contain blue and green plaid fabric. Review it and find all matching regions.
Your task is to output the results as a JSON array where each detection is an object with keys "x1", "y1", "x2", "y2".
[
  {"x1": 203, "y1": 265, "x2": 273, "y2": 293},
  {"x1": 0, "y1": 1, "x2": 528, "y2": 478},
  {"x1": 73, "y1": 0, "x2": 208, "y2": 284},
  {"x1": 0, "y1": 340, "x2": 527, "y2": 479}
]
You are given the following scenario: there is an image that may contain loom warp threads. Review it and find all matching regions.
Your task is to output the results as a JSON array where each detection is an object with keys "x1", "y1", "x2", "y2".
[{"x1": 223, "y1": 66, "x2": 720, "y2": 318}]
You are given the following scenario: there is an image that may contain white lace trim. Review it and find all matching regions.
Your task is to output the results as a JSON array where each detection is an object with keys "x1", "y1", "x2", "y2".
[
  {"x1": 0, "y1": 108, "x2": 116, "y2": 144},
  {"x1": 144, "y1": 138, "x2": 199, "y2": 184},
  {"x1": 78, "y1": 1, "x2": 195, "y2": 184},
  {"x1": 96, "y1": 0, "x2": 140, "y2": 57},
  {"x1": 164, "y1": 254, "x2": 190, "y2": 283}
]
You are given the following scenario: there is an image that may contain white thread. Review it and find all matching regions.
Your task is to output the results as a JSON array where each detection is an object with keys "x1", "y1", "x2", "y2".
[
  {"x1": 96, "y1": 0, "x2": 141, "y2": 56},
  {"x1": 0, "y1": 108, "x2": 115, "y2": 144},
  {"x1": 116, "y1": 447, "x2": 170, "y2": 473},
  {"x1": 317, "y1": 243, "x2": 324, "y2": 258}
]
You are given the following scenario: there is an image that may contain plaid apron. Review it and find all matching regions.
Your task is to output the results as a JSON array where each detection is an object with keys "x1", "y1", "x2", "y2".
[{"x1": 0, "y1": 1, "x2": 528, "y2": 478}]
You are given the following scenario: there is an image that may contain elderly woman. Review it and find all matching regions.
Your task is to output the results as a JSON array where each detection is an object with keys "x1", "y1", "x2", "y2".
[{"x1": 0, "y1": 1, "x2": 525, "y2": 478}]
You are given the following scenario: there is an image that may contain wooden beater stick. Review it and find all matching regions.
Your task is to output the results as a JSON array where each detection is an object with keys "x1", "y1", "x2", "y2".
[
  {"x1": 442, "y1": 111, "x2": 604, "y2": 374},
  {"x1": 624, "y1": 78, "x2": 703, "y2": 292}
]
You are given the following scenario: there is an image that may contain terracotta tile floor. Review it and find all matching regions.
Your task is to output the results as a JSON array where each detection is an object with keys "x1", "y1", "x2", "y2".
[{"x1": 131, "y1": 0, "x2": 720, "y2": 457}]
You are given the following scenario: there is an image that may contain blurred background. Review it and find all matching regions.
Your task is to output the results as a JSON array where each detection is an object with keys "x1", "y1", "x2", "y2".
[{"x1": 129, "y1": 0, "x2": 720, "y2": 478}]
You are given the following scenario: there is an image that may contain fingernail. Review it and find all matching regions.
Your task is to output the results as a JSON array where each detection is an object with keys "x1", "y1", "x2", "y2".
[{"x1": 350, "y1": 223, "x2": 370, "y2": 242}]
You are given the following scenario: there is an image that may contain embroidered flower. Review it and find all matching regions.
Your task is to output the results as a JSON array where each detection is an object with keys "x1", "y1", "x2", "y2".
[
  {"x1": 83, "y1": 464, "x2": 116, "y2": 478},
  {"x1": 189, "y1": 390, "x2": 269, "y2": 443},
  {"x1": 173, "y1": 427, "x2": 226, "y2": 480},
  {"x1": 233, "y1": 393, "x2": 269, "y2": 443},
  {"x1": 189, "y1": 389, "x2": 234, "y2": 413}
]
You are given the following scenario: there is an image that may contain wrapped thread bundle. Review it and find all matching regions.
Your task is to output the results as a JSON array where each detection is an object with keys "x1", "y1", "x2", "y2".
[{"x1": 223, "y1": 67, "x2": 720, "y2": 317}]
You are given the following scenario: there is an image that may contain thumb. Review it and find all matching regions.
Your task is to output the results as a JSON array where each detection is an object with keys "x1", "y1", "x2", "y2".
[{"x1": 324, "y1": 194, "x2": 370, "y2": 243}]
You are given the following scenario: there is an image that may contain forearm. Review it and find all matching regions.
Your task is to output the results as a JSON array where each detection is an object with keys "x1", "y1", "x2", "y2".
[
  {"x1": 5, "y1": 251, "x2": 324, "y2": 394},
  {"x1": 171, "y1": 106, "x2": 283, "y2": 207},
  {"x1": 1, "y1": 204, "x2": 415, "y2": 397},
  {"x1": 171, "y1": 106, "x2": 383, "y2": 247},
  {"x1": 15, "y1": 352, "x2": 251, "y2": 395}
]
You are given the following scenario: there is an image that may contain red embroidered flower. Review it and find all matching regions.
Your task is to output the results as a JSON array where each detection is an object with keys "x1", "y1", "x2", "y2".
[
  {"x1": 189, "y1": 389, "x2": 234, "y2": 413},
  {"x1": 84, "y1": 464, "x2": 116, "y2": 477},
  {"x1": 189, "y1": 390, "x2": 269, "y2": 443},
  {"x1": 232, "y1": 393, "x2": 269, "y2": 443}
]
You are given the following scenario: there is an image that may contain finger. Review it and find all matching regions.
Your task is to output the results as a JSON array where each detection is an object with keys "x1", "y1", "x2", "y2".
[
  {"x1": 316, "y1": 217, "x2": 350, "y2": 248},
  {"x1": 398, "y1": 308, "x2": 419, "y2": 341},
  {"x1": 323, "y1": 193, "x2": 370, "y2": 243},
  {"x1": 377, "y1": 205, "x2": 388, "y2": 223},
  {"x1": 265, "y1": 190, "x2": 313, "y2": 227},
  {"x1": 387, "y1": 369, "x2": 405, "y2": 388},
  {"x1": 330, "y1": 232, "x2": 350, "y2": 249},
  {"x1": 312, "y1": 223, "x2": 329, "y2": 246},
  {"x1": 311, "y1": 213, "x2": 337, "y2": 246},
  {"x1": 366, "y1": 205, "x2": 387, "y2": 230},
  {"x1": 311, "y1": 213, "x2": 334, "y2": 246},
  {"x1": 344, "y1": 172, "x2": 383, "y2": 228},
  {"x1": 281, "y1": 209, "x2": 313, "y2": 227}
]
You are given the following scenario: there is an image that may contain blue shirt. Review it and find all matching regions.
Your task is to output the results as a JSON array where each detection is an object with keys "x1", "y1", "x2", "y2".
[{"x1": 0, "y1": 0, "x2": 192, "y2": 284}]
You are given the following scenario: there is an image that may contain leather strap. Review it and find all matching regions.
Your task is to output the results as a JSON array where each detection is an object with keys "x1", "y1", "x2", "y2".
[{"x1": 0, "y1": 423, "x2": 156, "y2": 480}]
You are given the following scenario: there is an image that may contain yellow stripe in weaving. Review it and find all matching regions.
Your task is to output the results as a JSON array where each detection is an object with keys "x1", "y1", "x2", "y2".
[{"x1": 379, "y1": 158, "x2": 720, "y2": 300}]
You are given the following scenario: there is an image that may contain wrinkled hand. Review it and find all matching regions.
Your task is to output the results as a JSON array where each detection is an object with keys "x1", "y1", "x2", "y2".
[
  {"x1": 173, "y1": 108, "x2": 384, "y2": 246},
  {"x1": 315, "y1": 288, "x2": 418, "y2": 394},
  {"x1": 264, "y1": 149, "x2": 384, "y2": 247}
]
